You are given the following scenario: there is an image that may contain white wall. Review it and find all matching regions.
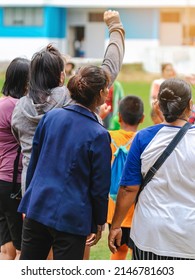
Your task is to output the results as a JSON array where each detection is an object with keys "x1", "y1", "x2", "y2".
[
  {"x1": 85, "y1": 23, "x2": 105, "y2": 58},
  {"x1": 0, "y1": 38, "x2": 67, "y2": 62},
  {"x1": 104, "y1": 38, "x2": 195, "y2": 75},
  {"x1": 1, "y1": 37, "x2": 195, "y2": 77},
  {"x1": 106, "y1": 38, "x2": 159, "y2": 66},
  {"x1": 142, "y1": 46, "x2": 195, "y2": 75}
]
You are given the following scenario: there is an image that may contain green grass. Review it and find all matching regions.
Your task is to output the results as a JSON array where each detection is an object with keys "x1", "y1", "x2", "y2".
[{"x1": 89, "y1": 225, "x2": 111, "y2": 260}]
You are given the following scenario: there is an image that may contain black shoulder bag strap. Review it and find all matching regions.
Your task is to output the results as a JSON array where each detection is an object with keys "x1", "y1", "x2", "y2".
[
  {"x1": 10, "y1": 145, "x2": 22, "y2": 199},
  {"x1": 136, "y1": 122, "x2": 192, "y2": 204}
]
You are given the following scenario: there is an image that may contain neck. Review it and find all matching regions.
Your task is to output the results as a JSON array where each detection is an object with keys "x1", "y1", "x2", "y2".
[
  {"x1": 177, "y1": 117, "x2": 188, "y2": 122},
  {"x1": 120, "y1": 122, "x2": 138, "y2": 132},
  {"x1": 163, "y1": 118, "x2": 188, "y2": 126}
]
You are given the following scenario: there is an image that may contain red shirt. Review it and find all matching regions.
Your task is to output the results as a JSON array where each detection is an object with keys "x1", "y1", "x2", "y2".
[{"x1": 105, "y1": 86, "x2": 113, "y2": 112}]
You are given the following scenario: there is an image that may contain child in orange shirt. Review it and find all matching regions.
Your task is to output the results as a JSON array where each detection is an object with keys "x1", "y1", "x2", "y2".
[{"x1": 107, "y1": 95, "x2": 144, "y2": 260}]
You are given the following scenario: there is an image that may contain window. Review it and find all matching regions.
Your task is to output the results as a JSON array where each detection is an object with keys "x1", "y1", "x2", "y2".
[
  {"x1": 161, "y1": 12, "x2": 180, "y2": 23},
  {"x1": 4, "y1": 7, "x2": 43, "y2": 26},
  {"x1": 88, "y1": 13, "x2": 104, "y2": 22}
]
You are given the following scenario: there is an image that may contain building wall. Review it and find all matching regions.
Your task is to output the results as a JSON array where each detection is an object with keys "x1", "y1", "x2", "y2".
[
  {"x1": 0, "y1": 38, "x2": 66, "y2": 61},
  {"x1": 0, "y1": 7, "x2": 66, "y2": 37},
  {"x1": 119, "y1": 8, "x2": 159, "y2": 39},
  {"x1": 0, "y1": 7, "x2": 67, "y2": 60},
  {"x1": 0, "y1": 5, "x2": 195, "y2": 74}
]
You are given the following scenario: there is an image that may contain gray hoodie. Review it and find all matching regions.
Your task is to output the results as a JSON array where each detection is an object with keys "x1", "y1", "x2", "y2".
[
  {"x1": 12, "y1": 86, "x2": 75, "y2": 194},
  {"x1": 11, "y1": 15, "x2": 125, "y2": 195}
]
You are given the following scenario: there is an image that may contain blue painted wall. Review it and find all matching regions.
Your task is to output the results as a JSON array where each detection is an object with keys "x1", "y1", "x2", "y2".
[
  {"x1": 0, "y1": 7, "x2": 66, "y2": 38},
  {"x1": 106, "y1": 8, "x2": 159, "y2": 39}
]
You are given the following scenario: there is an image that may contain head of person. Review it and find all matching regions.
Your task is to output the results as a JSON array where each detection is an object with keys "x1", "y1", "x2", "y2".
[
  {"x1": 67, "y1": 65, "x2": 110, "y2": 111},
  {"x1": 158, "y1": 78, "x2": 192, "y2": 123},
  {"x1": 118, "y1": 95, "x2": 144, "y2": 125},
  {"x1": 161, "y1": 63, "x2": 176, "y2": 79},
  {"x1": 2, "y1": 57, "x2": 30, "y2": 99},
  {"x1": 65, "y1": 62, "x2": 75, "y2": 76},
  {"x1": 29, "y1": 44, "x2": 65, "y2": 104}
]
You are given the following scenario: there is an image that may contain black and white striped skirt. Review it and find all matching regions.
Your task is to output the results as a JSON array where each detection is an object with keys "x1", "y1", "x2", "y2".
[{"x1": 132, "y1": 244, "x2": 193, "y2": 260}]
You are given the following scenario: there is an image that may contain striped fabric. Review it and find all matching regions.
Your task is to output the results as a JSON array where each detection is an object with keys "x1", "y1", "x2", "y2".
[{"x1": 132, "y1": 245, "x2": 193, "y2": 260}]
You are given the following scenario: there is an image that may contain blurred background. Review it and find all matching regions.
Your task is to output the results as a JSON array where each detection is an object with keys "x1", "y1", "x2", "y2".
[{"x1": 1, "y1": 1, "x2": 195, "y2": 74}]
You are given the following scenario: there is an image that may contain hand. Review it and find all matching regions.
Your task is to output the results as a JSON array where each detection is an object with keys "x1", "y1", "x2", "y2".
[
  {"x1": 108, "y1": 227, "x2": 122, "y2": 254},
  {"x1": 85, "y1": 225, "x2": 104, "y2": 247},
  {"x1": 104, "y1": 10, "x2": 120, "y2": 26},
  {"x1": 99, "y1": 103, "x2": 111, "y2": 120}
]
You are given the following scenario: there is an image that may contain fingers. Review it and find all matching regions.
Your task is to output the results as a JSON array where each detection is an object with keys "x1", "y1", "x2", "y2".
[
  {"x1": 86, "y1": 233, "x2": 96, "y2": 246},
  {"x1": 108, "y1": 228, "x2": 122, "y2": 254},
  {"x1": 104, "y1": 10, "x2": 119, "y2": 23},
  {"x1": 86, "y1": 230, "x2": 102, "y2": 247},
  {"x1": 108, "y1": 237, "x2": 118, "y2": 254}
]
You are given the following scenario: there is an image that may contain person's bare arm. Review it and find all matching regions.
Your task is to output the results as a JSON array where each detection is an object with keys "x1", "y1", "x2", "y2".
[{"x1": 108, "y1": 185, "x2": 139, "y2": 254}]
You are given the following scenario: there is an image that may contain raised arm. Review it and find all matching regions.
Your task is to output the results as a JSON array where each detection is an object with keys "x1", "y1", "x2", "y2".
[{"x1": 102, "y1": 10, "x2": 125, "y2": 86}]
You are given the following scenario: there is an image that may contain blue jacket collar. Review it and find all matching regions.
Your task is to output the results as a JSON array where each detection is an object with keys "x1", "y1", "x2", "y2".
[{"x1": 64, "y1": 104, "x2": 100, "y2": 123}]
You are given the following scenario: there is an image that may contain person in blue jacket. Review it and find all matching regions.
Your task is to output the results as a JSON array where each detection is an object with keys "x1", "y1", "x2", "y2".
[{"x1": 18, "y1": 65, "x2": 112, "y2": 260}]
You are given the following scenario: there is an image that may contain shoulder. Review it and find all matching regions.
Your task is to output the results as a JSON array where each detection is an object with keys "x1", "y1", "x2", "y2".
[
  {"x1": 109, "y1": 129, "x2": 132, "y2": 140},
  {"x1": 109, "y1": 130, "x2": 120, "y2": 138},
  {"x1": 12, "y1": 96, "x2": 30, "y2": 113},
  {"x1": 133, "y1": 124, "x2": 164, "y2": 153},
  {"x1": 0, "y1": 97, "x2": 18, "y2": 112},
  {"x1": 41, "y1": 108, "x2": 65, "y2": 124},
  {"x1": 152, "y1": 78, "x2": 164, "y2": 85}
]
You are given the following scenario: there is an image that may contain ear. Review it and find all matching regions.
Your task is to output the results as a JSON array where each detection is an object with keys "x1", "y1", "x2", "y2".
[
  {"x1": 100, "y1": 89, "x2": 104, "y2": 98},
  {"x1": 189, "y1": 99, "x2": 193, "y2": 111},
  {"x1": 118, "y1": 112, "x2": 122, "y2": 123},
  {"x1": 139, "y1": 114, "x2": 145, "y2": 124},
  {"x1": 60, "y1": 71, "x2": 65, "y2": 86}
]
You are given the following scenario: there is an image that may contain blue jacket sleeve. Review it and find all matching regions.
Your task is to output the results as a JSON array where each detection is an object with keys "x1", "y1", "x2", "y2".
[{"x1": 90, "y1": 131, "x2": 112, "y2": 232}]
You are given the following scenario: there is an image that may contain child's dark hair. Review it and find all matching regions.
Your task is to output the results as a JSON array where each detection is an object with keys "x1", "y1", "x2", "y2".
[
  {"x1": 158, "y1": 78, "x2": 191, "y2": 123},
  {"x1": 67, "y1": 65, "x2": 110, "y2": 107},
  {"x1": 2, "y1": 57, "x2": 30, "y2": 99},
  {"x1": 29, "y1": 44, "x2": 65, "y2": 104},
  {"x1": 119, "y1": 95, "x2": 144, "y2": 125}
]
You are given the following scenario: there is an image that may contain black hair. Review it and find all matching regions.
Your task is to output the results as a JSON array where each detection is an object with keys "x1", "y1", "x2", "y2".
[
  {"x1": 67, "y1": 65, "x2": 110, "y2": 107},
  {"x1": 119, "y1": 95, "x2": 144, "y2": 125},
  {"x1": 29, "y1": 44, "x2": 65, "y2": 104},
  {"x1": 2, "y1": 57, "x2": 30, "y2": 99},
  {"x1": 158, "y1": 78, "x2": 191, "y2": 123}
]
